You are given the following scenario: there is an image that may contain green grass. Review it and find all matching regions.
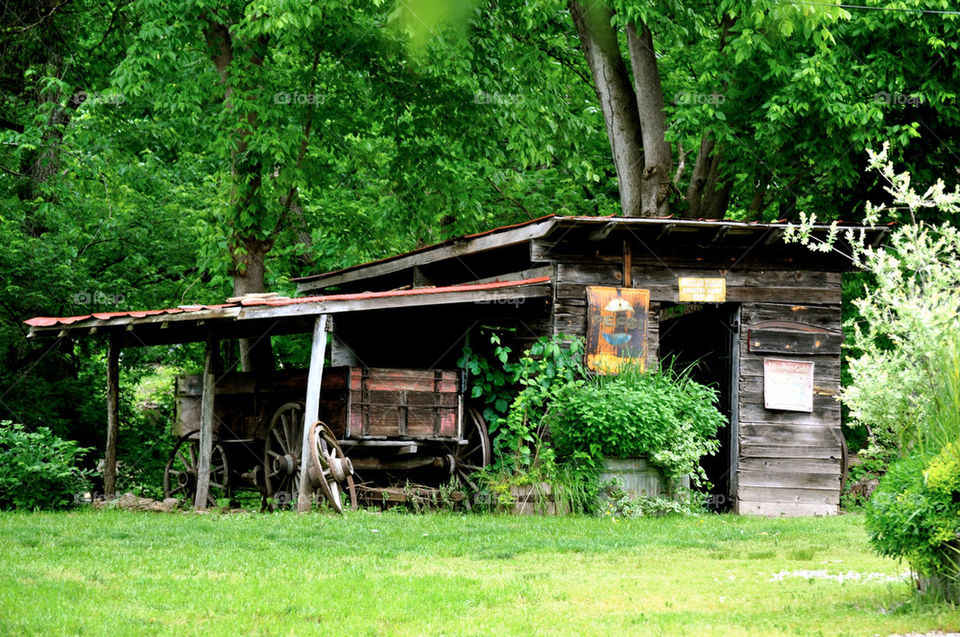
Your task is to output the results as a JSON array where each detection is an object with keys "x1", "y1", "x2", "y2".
[{"x1": 1, "y1": 510, "x2": 958, "y2": 636}]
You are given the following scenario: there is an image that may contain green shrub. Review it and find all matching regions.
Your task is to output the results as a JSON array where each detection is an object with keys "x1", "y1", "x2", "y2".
[
  {"x1": 0, "y1": 422, "x2": 94, "y2": 510},
  {"x1": 865, "y1": 329, "x2": 960, "y2": 595},
  {"x1": 866, "y1": 445, "x2": 960, "y2": 598},
  {"x1": 460, "y1": 333, "x2": 585, "y2": 472},
  {"x1": 547, "y1": 365, "x2": 725, "y2": 485},
  {"x1": 600, "y1": 479, "x2": 701, "y2": 519}
]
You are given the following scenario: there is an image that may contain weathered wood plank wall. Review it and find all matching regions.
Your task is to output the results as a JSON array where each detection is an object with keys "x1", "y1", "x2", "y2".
[
  {"x1": 735, "y1": 302, "x2": 843, "y2": 516},
  {"x1": 544, "y1": 239, "x2": 845, "y2": 516},
  {"x1": 552, "y1": 261, "x2": 660, "y2": 369}
]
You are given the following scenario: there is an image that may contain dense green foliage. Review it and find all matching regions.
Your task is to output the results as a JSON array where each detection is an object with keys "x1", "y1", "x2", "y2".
[
  {"x1": 548, "y1": 366, "x2": 725, "y2": 484},
  {"x1": 0, "y1": 423, "x2": 93, "y2": 510},
  {"x1": 462, "y1": 336, "x2": 724, "y2": 515},
  {"x1": 867, "y1": 448, "x2": 960, "y2": 591},
  {"x1": 795, "y1": 156, "x2": 960, "y2": 597},
  {"x1": 460, "y1": 333, "x2": 586, "y2": 472},
  {"x1": 1, "y1": 1, "x2": 959, "y2": 505},
  {"x1": 865, "y1": 331, "x2": 960, "y2": 600}
]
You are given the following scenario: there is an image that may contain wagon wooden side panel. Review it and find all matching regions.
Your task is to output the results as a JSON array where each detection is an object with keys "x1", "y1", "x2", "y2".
[{"x1": 343, "y1": 368, "x2": 461, "y2": 439}]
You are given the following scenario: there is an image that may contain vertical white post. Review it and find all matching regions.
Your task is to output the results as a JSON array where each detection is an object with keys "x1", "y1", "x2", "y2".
[
  {"x1": 194, "y1": 338, "x2": 217, "y2": 510},
  {"x1": 298, "y1": 314, "x2": 328, "y2": 512}
]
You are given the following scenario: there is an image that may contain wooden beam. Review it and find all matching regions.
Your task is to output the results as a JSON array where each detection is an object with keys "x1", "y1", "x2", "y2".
[
  {"x1": 236, "y1": 284, "x2": 552, "y2": 321},
  {"x1": 708, "y1": 226, "x2": 729, "y2": 245},
  {"x1": 295, "y1": 219, "x2": 557, "y2": 292},
  {"x1": 194, "y1": 338, "x2": 217, "y2": 510},
  {"x1": 30, "y1": 285, "x2": 552, "y2": 341},
  {"x1": 729, "y1": 306, "x2": 741, "y2": 503},
  {"x1": 298, "y1": 314, "x2": 329, "y2": 512},
  {"x1": 656, "y1": 223, "x2": 675, "y2": 241},
  {"x1": 104, "y1": 334, "x2": 121, "y2": 499},
  {"x1": 459, "y1": 265, "x2": 552, "y2": 286},
  {"x1": 588, "y1": 221, "x2": 618, "y2": 241},
  {"x1": 622, "y1": 240, "x2": 632, "y2": 288},
  {"x1": 763, "y1": 228, "x2": 785, "y2": 245}
]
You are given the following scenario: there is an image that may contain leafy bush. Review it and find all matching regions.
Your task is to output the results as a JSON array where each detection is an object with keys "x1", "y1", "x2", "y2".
[
  {"x1": 600, "y1": 479, "x2": 704, "y2": 519},
  {"x1": 547, "y1": 364, "x2": 725, "y2": 485},
  {"x1": 865, "y1": 332, "x2": 960, "y2": 599},
  {"x1": 866, "y1": 445, "x2": 960, "y2": 600},
  {"x1": 460, "y1": 333, "x2": 585, "y2": 472},
  {"x1": 0, "y1": 422, "x2": 94, "y2": 510}
]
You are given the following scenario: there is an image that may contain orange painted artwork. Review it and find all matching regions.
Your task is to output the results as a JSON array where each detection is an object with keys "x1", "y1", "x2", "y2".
[{"x1": 585, "y1": 286, "x2": 650, "y2": 374}]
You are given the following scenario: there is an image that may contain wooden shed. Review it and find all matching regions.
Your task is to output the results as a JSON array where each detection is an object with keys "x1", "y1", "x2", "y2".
[
  {"x1": 293, "y1": 215, "x2": 886, "y2": 516},
  {"x1": 27, "y1": 214, "x2": 885, "y2": 516}
]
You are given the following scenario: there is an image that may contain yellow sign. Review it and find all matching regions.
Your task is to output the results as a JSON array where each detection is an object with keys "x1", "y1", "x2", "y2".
[{"x1": 677, "y1": 277, "x2": 726, "y2": 303}]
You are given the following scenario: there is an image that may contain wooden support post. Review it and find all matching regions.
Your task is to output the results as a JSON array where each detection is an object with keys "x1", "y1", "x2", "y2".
[
  {"x1": 104, "y1": 334, "x2": 121, "y2": 499},
  {"x1": 298, "y1": 314, "x2": 328, "y2": 512},
  {"x1": 622, "y1": 240, "x2": 632, "y2": 288},
  {"x1": 194, "y1": 337, "x2": 217, "y2": 510}
]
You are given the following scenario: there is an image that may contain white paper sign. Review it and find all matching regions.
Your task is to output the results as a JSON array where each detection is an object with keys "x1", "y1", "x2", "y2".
[{"x1": 763, "y1": 358, "x2": 814, "y2": 412}]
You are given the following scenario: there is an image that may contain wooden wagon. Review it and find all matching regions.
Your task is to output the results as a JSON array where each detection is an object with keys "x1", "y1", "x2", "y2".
[{"x1": 167, "y1": 366, "x2": 490, "y2": 510}]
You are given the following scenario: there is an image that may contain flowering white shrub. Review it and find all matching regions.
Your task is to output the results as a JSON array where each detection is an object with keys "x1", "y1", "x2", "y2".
[{"x1": 787, "y1": 146, "x2": 960, "y2": 454}]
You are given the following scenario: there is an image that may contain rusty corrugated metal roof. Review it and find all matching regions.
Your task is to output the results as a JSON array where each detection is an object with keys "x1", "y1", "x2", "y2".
[{"x1": 24, "y1": 277, "x2": 551, "y2": 329}]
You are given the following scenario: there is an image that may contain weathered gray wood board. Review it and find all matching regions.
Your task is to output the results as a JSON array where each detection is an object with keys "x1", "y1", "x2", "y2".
[
  {"x1": 194, "y1": 338, "x2": 217, "y2": 510},
  {"x1": 734, "y1": 302, "x2": 843, "y2": 516},
  {"x1": 104, "y1": 334, "x2": 121, "y2": 499}
]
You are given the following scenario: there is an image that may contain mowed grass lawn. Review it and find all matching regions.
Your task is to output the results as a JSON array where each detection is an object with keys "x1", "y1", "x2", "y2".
[{"x1": 1, "y1": 510, "x2": 958, "y2": 636}]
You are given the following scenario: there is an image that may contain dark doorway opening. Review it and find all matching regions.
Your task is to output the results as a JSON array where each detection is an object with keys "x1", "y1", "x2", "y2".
[{"x1": 658, "y1": 303, "x2": 738, "y2": 511}]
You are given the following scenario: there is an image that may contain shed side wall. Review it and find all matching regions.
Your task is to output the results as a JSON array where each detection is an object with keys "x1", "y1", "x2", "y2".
[{"x1": 735, "y1": 302, "x2": 843, "y2": 516}]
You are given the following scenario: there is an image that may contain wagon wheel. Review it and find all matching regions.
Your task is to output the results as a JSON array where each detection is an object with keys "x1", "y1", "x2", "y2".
[
  {"x1": 263, "y1": 402, "x2": 305, "y2": 509},
  {"x1": 308, "y1": 421, "x2": 357, "y2": 513},
  {"x1": 453, "y1": 407, "x2": 492, "y2": 507},
  {"x1": 163, "y1": 429, "x2": 230, "y2": 507}
]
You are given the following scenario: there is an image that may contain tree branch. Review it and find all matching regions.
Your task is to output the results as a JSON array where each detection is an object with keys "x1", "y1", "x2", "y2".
[{"x1": 488, "y1": 177, "x2": 535, "y2": 220}]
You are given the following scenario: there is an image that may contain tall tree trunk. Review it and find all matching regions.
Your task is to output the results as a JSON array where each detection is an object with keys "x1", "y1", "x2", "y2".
[
  {"x1": 701, "y1": 147, "x2": 732, "y2": 220},
  {"x1": 626, "y1": 23, "x2": 672, "y2": 217},
  {"x1": 206, "y1": 20, "x2": 275, "y2": 372},
  {"x1": 18, "y1": 53, "x2": 84, "y2": 210},
  {"x1": 748, "y1": 171, "x2": 773, "y2": 218},
  {"x1": 686, "y1": 133, "x2": 715, "y2": 217},
  {"x1": 569, "y1": 0, "x2": 644, "y2": 217},
  {"x1": 232, "y1": 237, "x2": 275, "y2": 371}
]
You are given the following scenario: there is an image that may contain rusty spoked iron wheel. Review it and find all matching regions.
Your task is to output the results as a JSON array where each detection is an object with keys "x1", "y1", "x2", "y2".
[
  {"x1": 163, "y1": 429, "x2": 230, "y2": 507},
  {"x1": 308, "y1": 421, "x2": 357, "y2": 513}
]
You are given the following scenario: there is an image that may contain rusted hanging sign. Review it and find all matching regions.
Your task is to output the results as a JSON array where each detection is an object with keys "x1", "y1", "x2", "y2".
[{"x1": 585, "y1": 286, "x2": 650, "y2": 374}]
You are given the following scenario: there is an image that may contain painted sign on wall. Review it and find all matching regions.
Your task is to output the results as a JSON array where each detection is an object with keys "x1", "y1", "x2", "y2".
[
  {"x1": 585, "y1": 286, "x2": 650, "y2": 374},
  {"x1": 763, "y1": 358, "x2": 815, "y2": 412},
  {"x1": 678, "y1": 277, "x2": 726, "y2": 303}
]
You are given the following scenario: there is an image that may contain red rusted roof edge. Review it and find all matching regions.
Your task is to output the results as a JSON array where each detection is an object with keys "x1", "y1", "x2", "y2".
[{"x1": 25, "y1": 277, "x2": 552, "y2": 329}]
